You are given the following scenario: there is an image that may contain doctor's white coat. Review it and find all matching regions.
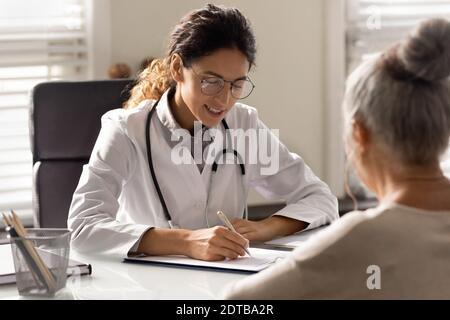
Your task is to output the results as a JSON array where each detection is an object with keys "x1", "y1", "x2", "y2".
[{"x1": 68, "y1": 90, "x2": 338, "y2": 257}]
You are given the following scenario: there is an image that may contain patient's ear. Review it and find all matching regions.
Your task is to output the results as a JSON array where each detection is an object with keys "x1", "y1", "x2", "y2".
[
  {"x1": 170, "y1": 54, "x2": 184, "y2": 82},
  {"x1": 352, "y1": 119, "x2": 370, "y2": 154}
]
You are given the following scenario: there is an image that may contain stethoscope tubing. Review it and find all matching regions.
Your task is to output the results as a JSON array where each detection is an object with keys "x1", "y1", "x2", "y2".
[{"x1": 145, "y1": 97, "x2": 247, "y2": 228}]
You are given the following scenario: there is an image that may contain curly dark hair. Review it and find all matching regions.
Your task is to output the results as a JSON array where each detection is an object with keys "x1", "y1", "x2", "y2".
[{"x1": 125, "y1": 4, "x2": 256, "y2": 108}]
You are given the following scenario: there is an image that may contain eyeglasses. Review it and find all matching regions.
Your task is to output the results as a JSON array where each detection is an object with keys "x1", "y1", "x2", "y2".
[{"x1": 190, "y1": 67, "x2": 255, "y2": 100}]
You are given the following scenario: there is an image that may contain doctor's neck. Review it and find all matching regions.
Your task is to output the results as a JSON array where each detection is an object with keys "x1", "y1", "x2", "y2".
[{"x1": 170, "y1": 89, "x2": 200, "y2": 135}]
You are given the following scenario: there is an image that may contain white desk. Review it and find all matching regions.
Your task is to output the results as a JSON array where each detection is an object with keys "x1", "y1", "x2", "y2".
[
  {"x1": 0, "y1": 227, "x2": 326, "y2": 300},
  {"x1": 0, "y1": 250, "x2": 251, "y2": 300}
]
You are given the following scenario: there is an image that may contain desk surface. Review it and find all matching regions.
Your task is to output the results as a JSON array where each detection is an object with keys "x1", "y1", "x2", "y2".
[
  {"x1": 0, "y1": 227, "x2": 327, "y2": 300},
  {"x1": 0, "y1": 250, "x2": 252, "y2": 300}
]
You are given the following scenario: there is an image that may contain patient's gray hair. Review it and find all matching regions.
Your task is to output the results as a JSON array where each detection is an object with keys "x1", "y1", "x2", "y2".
[{"x1": 343, "y1": 18, "x2": 450, "y2": 165}]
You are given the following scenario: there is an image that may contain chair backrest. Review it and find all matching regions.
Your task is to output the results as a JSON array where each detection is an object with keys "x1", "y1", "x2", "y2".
[{"x1": 30, "y1": 80, "x2": 134, "y2": 228}]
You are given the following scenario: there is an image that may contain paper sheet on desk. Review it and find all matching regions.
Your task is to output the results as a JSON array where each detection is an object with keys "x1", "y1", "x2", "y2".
[
  {"x1": 264, "y1": 225, "x2": 328, "y2": 249},
  {"x1": 124, "y1": 248, "x2": 289, "y2": 272}
]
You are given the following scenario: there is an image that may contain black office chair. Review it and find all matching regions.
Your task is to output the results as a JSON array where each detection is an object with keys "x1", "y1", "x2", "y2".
[{"x1": 30, "y1": 80, "x2": 134, "y2": 228}]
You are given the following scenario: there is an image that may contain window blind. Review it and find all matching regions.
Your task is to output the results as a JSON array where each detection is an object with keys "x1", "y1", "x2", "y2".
[
  {"x1": 347, "y1": 0, "x2": 450, "y2": 73},
  {"x1": 345, "y1": 0, "x2": 450, "y2": 191},
  {"x1": 0, "y1": 0, "x2": 89, "y2": 226}
]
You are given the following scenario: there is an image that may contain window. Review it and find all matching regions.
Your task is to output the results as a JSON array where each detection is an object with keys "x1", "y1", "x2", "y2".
[
  {"x1": 347, "y1": 0, "x2": 450, "y2": 189},
  {"x1": 0, "y1": 0, "x2": 90, "y2": 226},
  {"x1": 346, "y1": 0, "x2": 450, "y2": 74},
  {"x1": 325, "y1": 0, "x2": 450, "y2": 199}
]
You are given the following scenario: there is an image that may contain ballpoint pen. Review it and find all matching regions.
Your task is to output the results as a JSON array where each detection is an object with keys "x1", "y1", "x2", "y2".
[{"x1": 216, "y1": 211, "x2": 252, "y2": 257}]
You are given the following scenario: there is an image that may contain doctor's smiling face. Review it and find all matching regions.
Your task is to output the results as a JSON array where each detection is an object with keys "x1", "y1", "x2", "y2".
[
  {"x1": 170, "y1": 48, "x2": 251, "y2": 130},
  {"x1": 124, "y1": 4, "x2": 257, "y2": 126}
]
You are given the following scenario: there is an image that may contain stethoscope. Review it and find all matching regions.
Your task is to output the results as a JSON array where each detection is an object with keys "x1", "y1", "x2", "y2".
[{"x1": 145, "y1": 97, "x2": 248, "y2": 229}]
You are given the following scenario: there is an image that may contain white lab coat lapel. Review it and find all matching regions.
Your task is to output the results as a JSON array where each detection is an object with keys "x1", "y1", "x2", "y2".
[
  {"x1": 151, "y1": 95, "x2": 209, "y2": 229},
  {"x1": 151, "y1": 123, "x2": 210, "y2": 229},
  {"x1": 150, "y1": 90, "x2": 247, "y2": 229}
]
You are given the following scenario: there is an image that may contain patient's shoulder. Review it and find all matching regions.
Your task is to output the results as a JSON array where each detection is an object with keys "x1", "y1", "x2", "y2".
[{"x1": 290, "y1": 205, "x2": 392, "y2": 261}]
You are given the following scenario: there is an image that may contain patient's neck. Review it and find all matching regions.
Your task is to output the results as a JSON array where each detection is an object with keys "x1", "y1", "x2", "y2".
[{"x1": 373, "y1": 161, "x2": 450, "y2": 211}]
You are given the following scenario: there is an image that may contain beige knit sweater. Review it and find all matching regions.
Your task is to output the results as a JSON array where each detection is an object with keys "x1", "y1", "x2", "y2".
[{"x1": 224, "y1": 203, "x2": 450, "y2": 299}]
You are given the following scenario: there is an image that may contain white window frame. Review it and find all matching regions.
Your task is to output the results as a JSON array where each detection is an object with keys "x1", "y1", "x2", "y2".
[
  {"x1": 324, "y1": 0, "x2": 346, "y2": 198},
  {"x1": 86, "y1": 0, "x2": 111, "y2": 80}
]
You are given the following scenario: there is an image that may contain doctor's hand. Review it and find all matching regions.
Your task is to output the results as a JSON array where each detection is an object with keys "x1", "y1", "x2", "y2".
[
  {"x1": 185, "y1": 226, "x2": 250, "y2": 261},
  {"x1": 232, "y1": 216, "x2": 309, "y2": 242}
]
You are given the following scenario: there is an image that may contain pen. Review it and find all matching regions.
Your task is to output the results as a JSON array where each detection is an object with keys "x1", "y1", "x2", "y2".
[{"x1": 216, "y1": 211, "x2": 252, "y2": 257}]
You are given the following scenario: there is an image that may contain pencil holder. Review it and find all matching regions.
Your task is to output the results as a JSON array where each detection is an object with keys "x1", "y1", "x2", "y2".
[{"x1": 9, "y1": 228, "x2": 72, "y2": 297}]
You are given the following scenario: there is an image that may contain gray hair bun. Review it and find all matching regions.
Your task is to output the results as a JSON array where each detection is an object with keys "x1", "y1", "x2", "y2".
[{"x1": 398, "y1": 18, "x2": 450, "y2": 82}]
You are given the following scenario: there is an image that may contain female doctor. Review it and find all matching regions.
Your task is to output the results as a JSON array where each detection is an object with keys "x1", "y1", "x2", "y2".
[{"x1": 68, "y1": 4, "x2": 338, "y2": 260}]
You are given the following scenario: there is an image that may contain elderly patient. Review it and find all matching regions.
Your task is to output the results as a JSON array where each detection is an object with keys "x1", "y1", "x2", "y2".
[{"x1": 224, "y1": 18, "x2": 450, "y2": 299}]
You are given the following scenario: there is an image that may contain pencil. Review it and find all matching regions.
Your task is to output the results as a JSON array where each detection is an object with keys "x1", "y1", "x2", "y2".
[
  {"x1": 3, "y1": 211, "x2": 56, "y2": 292},
  {"x1": 216, "y1": 211, "x2": 252, "y2": 257}
]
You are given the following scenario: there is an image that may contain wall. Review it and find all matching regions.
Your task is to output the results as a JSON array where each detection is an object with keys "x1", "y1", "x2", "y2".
[{"x1": 109, "y1": 0, "x2": 326, "y2": 204}]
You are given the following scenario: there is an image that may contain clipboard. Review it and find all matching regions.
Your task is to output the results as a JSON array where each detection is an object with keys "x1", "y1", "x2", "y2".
[
  {"x1": 124, "y1": 247, "x2": 289, "y2": 273},
  {"x1": 262, "y1": 225, "x2": 329, "y2": 249}
]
